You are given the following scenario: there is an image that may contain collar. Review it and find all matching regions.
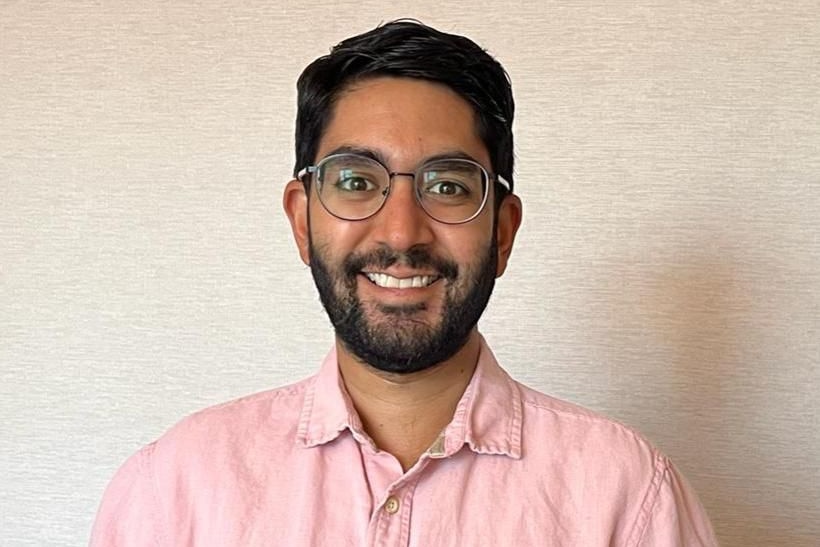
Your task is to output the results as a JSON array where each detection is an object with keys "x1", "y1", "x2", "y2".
[{"x1": 295, "y1": 336, "x2": 523, "y2": 460}]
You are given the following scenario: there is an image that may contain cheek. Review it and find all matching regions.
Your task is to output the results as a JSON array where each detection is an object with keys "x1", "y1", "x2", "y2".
[
  {"x1": 436, "y1": 221, "x2": 494, "y2": 263},
  {"x1": 308, "y1": 202, "x2": 363, "y2": 251}
]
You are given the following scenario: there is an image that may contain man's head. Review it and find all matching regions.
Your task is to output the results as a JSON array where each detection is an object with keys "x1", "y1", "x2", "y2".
[{"x1": 284, "y1": 21, "x2": 521, "y2": 375}]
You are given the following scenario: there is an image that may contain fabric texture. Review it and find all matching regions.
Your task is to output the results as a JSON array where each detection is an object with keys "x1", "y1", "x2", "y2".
[{"x1": 90, "y1": 337, "x2": 717, "y2": 546}]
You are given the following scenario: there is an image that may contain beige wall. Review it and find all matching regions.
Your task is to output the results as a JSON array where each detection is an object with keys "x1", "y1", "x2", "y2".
[{"x1": 2, "y1": 2, "x2": 818, "y2": 545}]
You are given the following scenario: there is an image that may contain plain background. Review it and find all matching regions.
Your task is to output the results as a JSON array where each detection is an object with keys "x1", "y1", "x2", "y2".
[{"x1": 2, "y1": 2, "x2": 818, "y2": 546}]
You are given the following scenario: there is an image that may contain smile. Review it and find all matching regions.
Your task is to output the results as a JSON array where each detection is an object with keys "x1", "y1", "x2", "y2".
[{"x1": 364, "y1": 272, "x2": 438, "y2": 289}]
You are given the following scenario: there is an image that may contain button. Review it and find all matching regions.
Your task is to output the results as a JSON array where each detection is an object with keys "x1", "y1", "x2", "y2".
[{"x1": 384, "y1": 496, "x2": 400, "y2": 514}]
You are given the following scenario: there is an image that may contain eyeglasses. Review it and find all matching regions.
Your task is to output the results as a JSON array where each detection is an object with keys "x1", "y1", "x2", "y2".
[{"x1": 297, "y1": 153, "x2": 510, "y2": 224}]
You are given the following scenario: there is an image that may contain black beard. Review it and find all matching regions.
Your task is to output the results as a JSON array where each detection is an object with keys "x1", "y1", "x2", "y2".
[{"x1": 308, "y1": 240, "x2": 497, "y2": 374}]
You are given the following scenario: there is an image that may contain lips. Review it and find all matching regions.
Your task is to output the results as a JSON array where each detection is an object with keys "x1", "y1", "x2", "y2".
[{"x1": 364, "y1": 272, "x2": 439, "y2": 289}]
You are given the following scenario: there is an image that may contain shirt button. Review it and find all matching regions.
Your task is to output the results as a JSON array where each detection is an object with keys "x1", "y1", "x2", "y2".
[{"x1": 384, "y1": 496, "x2": 400, "y2": 514}]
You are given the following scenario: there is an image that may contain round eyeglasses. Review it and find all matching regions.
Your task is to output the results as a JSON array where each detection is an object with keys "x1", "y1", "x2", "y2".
[{"x1": 297, "y1": 153, "x2": 511, "y2": 224}]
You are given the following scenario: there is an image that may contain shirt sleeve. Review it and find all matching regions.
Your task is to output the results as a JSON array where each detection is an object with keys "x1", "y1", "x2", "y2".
[
  {"x1": 89, "y1": 444, "x2": 165, "y2": 547},
  {"x1": 632, "y1": 455, "x2": 719, "y2": 547}
]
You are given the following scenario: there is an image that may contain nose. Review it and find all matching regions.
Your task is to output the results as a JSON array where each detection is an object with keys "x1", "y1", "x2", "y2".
[{"x1": 369, "y1": 174, "x2": 435, "y2": 252}]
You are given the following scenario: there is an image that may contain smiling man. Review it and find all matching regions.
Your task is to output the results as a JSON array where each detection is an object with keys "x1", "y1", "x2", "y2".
[{"x1": 91, "y1": 21, "x2": 717, "y2": 546}]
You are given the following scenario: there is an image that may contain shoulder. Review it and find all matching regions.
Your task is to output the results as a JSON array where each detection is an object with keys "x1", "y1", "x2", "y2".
[
  {"x1": 156, "y1": 375, "x2": 315, "y2": 451},
  {"x1": 518, "y1": 382, "x2": 656, "y2": 448},
  {"x1": 513, "y1": 381, "x2": 664, "y2": 479},
  {"x1": 90, "y1": 376, "x2": 319, "y2": 545},
  {"x1": 510, "y1": 382, "x2": 717, "y2": 544}
]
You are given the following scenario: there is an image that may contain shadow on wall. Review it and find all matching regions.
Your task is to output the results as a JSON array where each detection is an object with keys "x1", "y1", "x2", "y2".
[{"x1": 590, "y1": 240, "x2": 816, "y2": 546}]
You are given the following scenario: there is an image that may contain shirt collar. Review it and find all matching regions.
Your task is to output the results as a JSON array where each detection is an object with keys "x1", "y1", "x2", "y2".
[
  {"x1": 296, "y1": 345, "x2": 363, "y2": 448},
  {"x1": 440, "y1": 336, "x2": 523, "y2": 459},
  {"x1": 296, "y1": 336, "x2": 523, "y2": 460}
]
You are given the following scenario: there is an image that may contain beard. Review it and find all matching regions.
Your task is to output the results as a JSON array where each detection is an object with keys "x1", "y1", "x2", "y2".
[{"x1": 308, "y1": 236, "x2": 498, "y2": 375}]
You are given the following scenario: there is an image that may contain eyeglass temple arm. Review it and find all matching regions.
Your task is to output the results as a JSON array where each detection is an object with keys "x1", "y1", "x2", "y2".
[
  {"x1": 496, "y1": 174, "x2": 512, "y2": 193},
  {"x1": 296, "y1": 166, "x2": 318, "y2": 181}
]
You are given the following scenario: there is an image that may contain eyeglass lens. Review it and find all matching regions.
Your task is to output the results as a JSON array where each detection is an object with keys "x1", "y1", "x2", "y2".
[{"x1": 315, "y1": 154, "x2": 488, "y2": 223}]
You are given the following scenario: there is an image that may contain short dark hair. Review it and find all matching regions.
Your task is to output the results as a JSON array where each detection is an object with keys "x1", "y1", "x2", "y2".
[{"x1": 293, "y1": 20, "x2": 515, "y2": 194}]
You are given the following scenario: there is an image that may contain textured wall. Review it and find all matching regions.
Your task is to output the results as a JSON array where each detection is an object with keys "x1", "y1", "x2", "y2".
[{"x1": 1, "y1": 2, "x2": 818, "y2": 546}]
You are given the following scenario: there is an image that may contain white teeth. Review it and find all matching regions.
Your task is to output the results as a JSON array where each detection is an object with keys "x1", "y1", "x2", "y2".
[{"x1": 365, "y1": 272, "x2": 435, "y2": 289}]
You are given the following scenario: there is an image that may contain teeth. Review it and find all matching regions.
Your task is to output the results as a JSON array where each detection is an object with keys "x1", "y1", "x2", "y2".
[{"x1": 365, "y1": 272, "x2": 435, "y2": 289}]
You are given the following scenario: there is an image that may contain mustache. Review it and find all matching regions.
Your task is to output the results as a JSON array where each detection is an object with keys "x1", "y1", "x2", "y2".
[{"x1": 343, "y1": 245, "x2": 459, "y2": 281}]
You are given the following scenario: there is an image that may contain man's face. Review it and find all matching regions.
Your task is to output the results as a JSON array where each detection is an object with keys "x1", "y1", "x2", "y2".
[{"x1": 291, "y1": 77, "x2": 511, "y2": 374}]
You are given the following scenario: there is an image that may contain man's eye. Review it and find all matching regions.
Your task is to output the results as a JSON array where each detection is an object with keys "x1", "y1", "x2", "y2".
[
  {"x1": 425, "y1": 179, "x2": 470, "y2": 196},
  {"x1": 335, "y1": 175, "x2": 377, "y2": 192}
]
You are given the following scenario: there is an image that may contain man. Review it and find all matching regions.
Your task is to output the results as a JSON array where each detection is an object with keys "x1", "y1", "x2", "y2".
[{"x1": 91, "y1": 20, "x2": 717, "y2": 546}]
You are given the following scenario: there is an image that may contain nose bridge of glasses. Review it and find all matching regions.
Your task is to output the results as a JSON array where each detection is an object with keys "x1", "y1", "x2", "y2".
[
  {"x1": 379, "y1": 170, "x2": 419, "y2": 207},
  {"x1": 387, "y1": 170, "x2": 417, "y2": 184},
  {"x1": 381, "y1": 170, "x2": 419, "y2": 198}
]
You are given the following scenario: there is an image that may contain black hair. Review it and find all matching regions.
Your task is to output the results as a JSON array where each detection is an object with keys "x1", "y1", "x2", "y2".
[{"x1": 293, "y1": 19, "x2": 515, "y2": 195}]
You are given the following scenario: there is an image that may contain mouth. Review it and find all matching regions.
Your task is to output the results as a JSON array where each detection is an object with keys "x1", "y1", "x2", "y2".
[{"x1": 363, "y1": 272, "x2": 440, "y2": 289}]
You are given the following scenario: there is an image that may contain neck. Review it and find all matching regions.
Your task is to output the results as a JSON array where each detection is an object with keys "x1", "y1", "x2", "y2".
[{"x1": 337, "y1": 331, "x2": 481, "y2": 471}]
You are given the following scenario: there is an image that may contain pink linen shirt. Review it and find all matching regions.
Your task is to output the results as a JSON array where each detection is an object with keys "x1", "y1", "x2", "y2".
[{"x1": 91, "y1": 338, "x2": 717, "y2": 546}]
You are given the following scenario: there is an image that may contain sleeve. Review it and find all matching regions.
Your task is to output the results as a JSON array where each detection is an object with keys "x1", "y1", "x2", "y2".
[
  {"x1": 89, "y1": 443, "x2": 165, "y2": 547},
  {"x1": 631, "y1": 455, "x2": 719, "y2": 547}
]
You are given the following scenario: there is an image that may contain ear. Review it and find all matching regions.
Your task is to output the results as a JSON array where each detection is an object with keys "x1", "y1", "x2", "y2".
[
  {"x1": 283, "y1": 179, "x2": 310, "y2": 265},
  {"x1": 494, "y1": 193, "x2": 522, "y2": 277}
]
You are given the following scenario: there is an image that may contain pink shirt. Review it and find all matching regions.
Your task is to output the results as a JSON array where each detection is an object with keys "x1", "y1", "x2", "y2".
[{"x1": 91, "y1": 339, "x2": 717, "y2": 546}]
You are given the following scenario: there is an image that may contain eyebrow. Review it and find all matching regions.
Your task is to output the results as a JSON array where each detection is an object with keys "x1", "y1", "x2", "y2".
[{"x1": 320, "y1": 145, "x2": 485, "y2": 171}]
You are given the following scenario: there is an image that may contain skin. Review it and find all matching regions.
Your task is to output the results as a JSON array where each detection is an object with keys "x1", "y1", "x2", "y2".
[{"x1": 284, "y1": 77, "x2": 522, "y2": 470}]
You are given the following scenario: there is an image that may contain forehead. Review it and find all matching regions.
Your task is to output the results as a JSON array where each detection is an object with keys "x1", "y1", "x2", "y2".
[{"x1": 315, "y1": 77, "x2": 490, "y2": 170}]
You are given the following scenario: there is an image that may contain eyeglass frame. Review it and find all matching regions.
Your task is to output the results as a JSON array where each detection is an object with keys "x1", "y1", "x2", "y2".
[{"x1": 296, "y1": 152, "x2": 512, "y2": 225}]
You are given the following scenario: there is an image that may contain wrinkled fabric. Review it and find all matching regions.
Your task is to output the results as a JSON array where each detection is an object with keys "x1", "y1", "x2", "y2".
[{"x1": 90, "y1": 338, "x2": 717, "y2": 546}]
